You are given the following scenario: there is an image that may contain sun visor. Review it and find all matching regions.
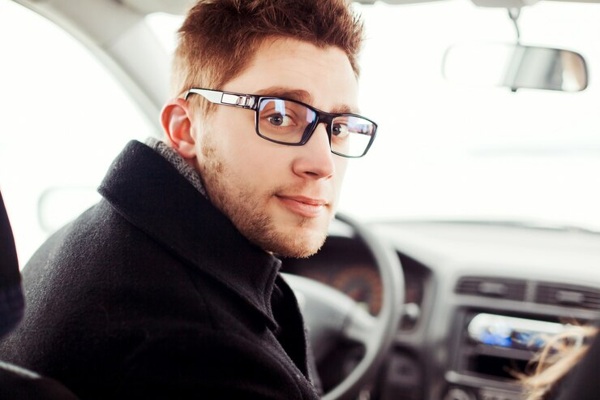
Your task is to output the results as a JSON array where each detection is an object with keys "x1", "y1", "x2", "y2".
[{"x1": 120, "y1": 0, "x2": 194, "y2": 15}]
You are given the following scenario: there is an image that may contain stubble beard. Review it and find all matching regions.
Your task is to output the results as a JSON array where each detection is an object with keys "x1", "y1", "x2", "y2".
[{"x1": 197, "y1": 134, "x2": 328, "y2": 258}]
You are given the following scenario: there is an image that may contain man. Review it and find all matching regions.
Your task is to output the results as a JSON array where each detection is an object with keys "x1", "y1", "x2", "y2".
[{"x1": 0, "y1": 0, "x2": 377, "y2": 398}]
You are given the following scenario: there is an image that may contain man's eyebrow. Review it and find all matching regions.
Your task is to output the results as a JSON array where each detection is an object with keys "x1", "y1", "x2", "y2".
[
  {"x1": 254, "y1": 87, "x2": 357, "y2": 114},
  {"x1": 254, "y1": 87, "x2": 312, "y2": 103}
]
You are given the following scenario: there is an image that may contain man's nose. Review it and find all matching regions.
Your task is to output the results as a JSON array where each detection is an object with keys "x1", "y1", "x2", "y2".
[{"x1": 291, "y1": 123, "x2": 335, "y2": 179}]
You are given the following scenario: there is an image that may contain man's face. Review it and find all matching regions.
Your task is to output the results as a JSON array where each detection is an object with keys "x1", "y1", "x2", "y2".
[{"x1": 191, "y1": 38, "x2": 359, "y2": 258}]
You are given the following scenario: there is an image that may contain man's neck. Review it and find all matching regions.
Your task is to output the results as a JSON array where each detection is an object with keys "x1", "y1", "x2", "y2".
[{"x1": 145, "y1": 137, "x2": 208, "y2": 199}]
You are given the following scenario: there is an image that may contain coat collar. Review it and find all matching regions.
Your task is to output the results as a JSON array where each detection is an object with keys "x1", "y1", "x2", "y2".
[{"x1": 98, "y1": 140, "x2": 281, "y2": 329}]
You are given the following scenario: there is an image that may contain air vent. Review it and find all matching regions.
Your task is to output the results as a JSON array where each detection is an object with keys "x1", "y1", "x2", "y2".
[
  {"x1": 536, "y1": 283, "x2": 600, "y2": 310},
  {"x1": 455, "y1": 277, "x2": 526, "y2": 301}
]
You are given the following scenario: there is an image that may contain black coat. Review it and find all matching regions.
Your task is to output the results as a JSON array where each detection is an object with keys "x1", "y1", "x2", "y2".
[{"x1": 0, "y1": 141, "x2": 320, "y2": 399}]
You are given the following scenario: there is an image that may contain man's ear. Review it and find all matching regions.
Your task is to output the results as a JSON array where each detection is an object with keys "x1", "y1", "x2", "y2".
[{"x1": 160, "y1": 98, "x2": 196, "y2": 159}]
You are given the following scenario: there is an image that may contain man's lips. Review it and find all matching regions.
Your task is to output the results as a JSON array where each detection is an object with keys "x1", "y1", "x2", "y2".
[{"x1": 276, "y1": 195, "x2": 329, "y2": 218}]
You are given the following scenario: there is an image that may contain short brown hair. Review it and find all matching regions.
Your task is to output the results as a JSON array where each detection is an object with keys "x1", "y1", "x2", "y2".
[{"x1": 171, "y1": 0, "x2": 364, "y2": 110}]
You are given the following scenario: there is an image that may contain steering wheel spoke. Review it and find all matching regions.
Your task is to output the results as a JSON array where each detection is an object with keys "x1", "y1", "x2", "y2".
[{"x1": 343, "y1": 305, "x2": 377, "y2": 347}]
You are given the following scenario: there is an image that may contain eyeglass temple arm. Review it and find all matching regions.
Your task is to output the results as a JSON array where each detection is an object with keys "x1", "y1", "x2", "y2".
[{"x1": 186, "y1": 88, "x2": 256, "y2": 109}]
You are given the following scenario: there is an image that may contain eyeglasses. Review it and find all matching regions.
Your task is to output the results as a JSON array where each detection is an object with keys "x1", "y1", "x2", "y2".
[{"x1": 184, "y1": 88, "x2": 377, "y2": 158}]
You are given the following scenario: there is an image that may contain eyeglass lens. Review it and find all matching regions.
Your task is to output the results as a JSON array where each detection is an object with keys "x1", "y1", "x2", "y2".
[{"x1": 257, "y1": 98, "x2": 374, "y2": 157}]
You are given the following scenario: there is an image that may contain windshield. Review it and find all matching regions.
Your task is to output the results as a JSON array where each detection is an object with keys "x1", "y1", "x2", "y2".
[{"x1": 338, "y1": 1, "x2": 600, "y2": 230}]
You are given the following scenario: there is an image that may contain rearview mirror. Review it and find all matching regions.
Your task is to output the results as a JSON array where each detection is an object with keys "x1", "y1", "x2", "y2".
[{"x1": 442, "y1": 43, "x2": 588, "y2": 92}]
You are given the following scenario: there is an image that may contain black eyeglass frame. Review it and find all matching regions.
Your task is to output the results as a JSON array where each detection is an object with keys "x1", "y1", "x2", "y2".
[{"x1": 184, "y1": 87, "x2": 377, "y2": 158}]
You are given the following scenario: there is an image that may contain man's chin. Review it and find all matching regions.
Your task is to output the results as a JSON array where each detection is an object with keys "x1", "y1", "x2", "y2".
[
  {"x1": 267, "y1": 224, "x2": 329, "y2": 259},
  {"x1": 236, "y1": 205, "x2": 333, "y2": 258}
]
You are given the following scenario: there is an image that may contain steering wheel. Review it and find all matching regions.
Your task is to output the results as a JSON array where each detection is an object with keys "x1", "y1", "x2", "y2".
[{"x1": 283, "y1": 212, "x2": 404, "y2": 400}]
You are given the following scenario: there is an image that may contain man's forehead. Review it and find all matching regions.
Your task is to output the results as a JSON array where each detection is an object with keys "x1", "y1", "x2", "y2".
[
  {"x1": 254, "y1": 86, "x2": 358, "y2": 114},
  {"x1": 223, "y1": 37, "x2": 359, "y2": 113}
]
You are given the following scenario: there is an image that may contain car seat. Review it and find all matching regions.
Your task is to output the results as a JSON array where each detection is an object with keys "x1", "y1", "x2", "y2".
[
  {"x1": 0, "y1": 190, "x2": 78, "y2": 399},
  {"x1": 552, "y1": 322, "x2": 600, "y2": 400}
]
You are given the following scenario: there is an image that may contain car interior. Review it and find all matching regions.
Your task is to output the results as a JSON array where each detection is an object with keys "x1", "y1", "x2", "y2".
[{"x1": 2, "y1": 0, "x2": 600, "y2": 399}]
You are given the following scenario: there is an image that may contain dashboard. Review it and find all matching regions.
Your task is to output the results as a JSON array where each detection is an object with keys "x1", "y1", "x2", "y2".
[
  {"x1": 283, "y1": 235, "x2": 428, "y2": 321},
  {"x1": 282, "y1": 219, "x2": 600, "y2": 400}
]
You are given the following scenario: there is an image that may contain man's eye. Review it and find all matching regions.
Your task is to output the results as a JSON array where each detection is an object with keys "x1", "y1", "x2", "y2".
[
  {"x1": 332, "y1": 123, "x2": 350, "y2": 137},
  {"x1": 267, "y1": 114, "x2": 293, "y2": 127},
  {"x1": 268, "y1": 114, "x2": 284, "y2": 126}
]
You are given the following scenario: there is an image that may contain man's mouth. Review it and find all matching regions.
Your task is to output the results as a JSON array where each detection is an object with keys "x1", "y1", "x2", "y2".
[{"x1": 275, "y1": 195, "x2": 329, "y2": 218}]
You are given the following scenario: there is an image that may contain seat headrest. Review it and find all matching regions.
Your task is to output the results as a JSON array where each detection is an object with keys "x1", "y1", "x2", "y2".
[{"x1": 0, "y1": 191, "x2": 24, "y2": 338}]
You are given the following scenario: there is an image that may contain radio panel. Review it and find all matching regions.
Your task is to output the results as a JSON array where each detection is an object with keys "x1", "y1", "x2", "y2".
[
  {"x1": 445, "y1": 308, "x2": 596, "y2": 400},
  {"x1": 467, "y1": 313, "x2": 565, "y2": 351}
]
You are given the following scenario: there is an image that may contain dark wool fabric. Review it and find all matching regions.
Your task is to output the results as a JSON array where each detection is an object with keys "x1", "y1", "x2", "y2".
[{"x1": 0, "y1": 140, "x2": 319, "y2": 400}]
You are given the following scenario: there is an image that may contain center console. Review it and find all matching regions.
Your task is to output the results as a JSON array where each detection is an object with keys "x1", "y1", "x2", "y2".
[{"x1": 443, "y1": 311, "x2": 573, "y2": 400}]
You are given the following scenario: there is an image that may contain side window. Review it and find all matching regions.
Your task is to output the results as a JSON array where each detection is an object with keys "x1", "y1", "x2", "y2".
[{"x1": 0, "y1": 1, "x2": 155, "y2": 264}]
